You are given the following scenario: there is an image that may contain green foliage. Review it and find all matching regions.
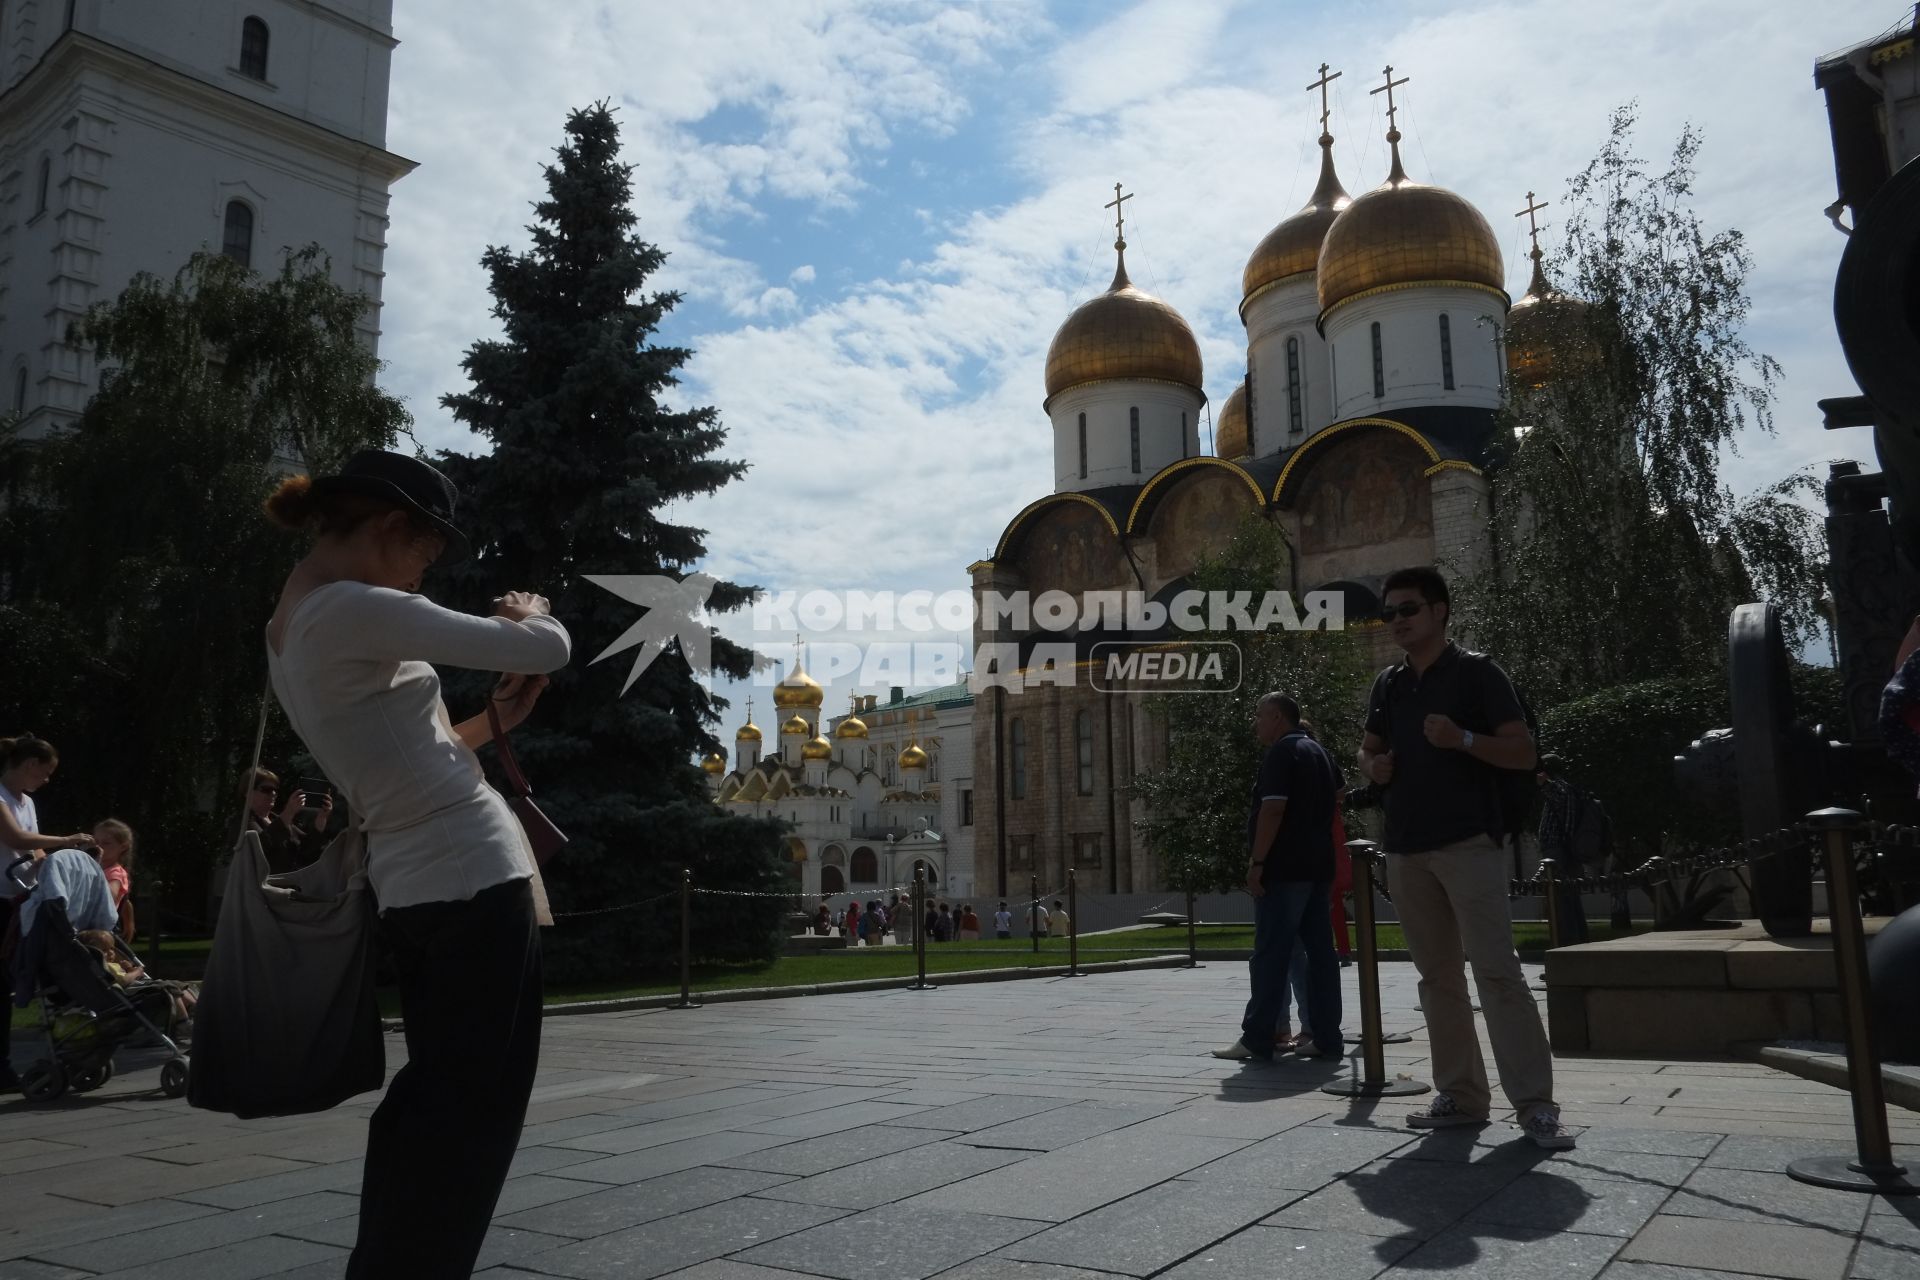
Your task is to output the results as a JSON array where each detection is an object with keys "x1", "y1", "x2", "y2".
[
  {"x1": 433, "y1": 103, "x2": 784, "y2": 982},
  {"x1": 0, "y1": 250, "x2": 403, "y2": 902},
  {"x1": 1132, "y1": 513, "x2": 1372, "y2": 894},
  {"x1": 1457, "y1": 106, "x2": 1827, "y2": 707}
]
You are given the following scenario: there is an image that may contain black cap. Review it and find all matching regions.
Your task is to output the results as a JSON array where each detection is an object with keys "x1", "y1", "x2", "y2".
[{"x1": 310, "y1": 449, "x2": 471, "y2": 567}]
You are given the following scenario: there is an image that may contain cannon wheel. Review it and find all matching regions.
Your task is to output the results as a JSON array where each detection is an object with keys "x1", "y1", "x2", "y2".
[{"x1": 1731, "y1": 603, "x2": 1795, "y2": 836}]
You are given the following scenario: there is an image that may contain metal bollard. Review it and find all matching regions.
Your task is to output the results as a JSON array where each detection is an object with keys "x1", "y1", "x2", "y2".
[
  {"x1": 1540, "y1": 858, "x2": 1564, "y2": 951},
  {"x1": 1186, "y1": 887, "x2": 1199, "y2": 969},
  {"x1": 910, "y1": 866, "x2": 935, "y2": 991},
  {"x1": 1068, "y1": 868, "x2": 1080, "y2": 977},
  {"x1": 671, "y1": 868, "x2": 702, "y2": 1010},
  {"x1": 1324, "y1": 841, "x2": 1428, "y2": 1098},
  {"x1": 1031, "y1": 875, "x2": 1041, "y2": 954},
  {"x1": 1787, "y1": 809, "x2": 1915, "y2": 1194}
]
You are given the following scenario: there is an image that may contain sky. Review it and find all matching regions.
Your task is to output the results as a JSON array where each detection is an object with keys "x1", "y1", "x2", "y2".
[{"x1": 375, "y1": 0, "x2": 1904, "y2": 715}]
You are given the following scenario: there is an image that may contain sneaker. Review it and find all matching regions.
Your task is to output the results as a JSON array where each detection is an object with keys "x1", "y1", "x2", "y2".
[
  {"x1": 1288, "y1": 1030, "x2": 1317, "y2": 1053},
  {"x1": 1406, "y1": 1092, "x2": 1486, "y2": 1129},
  {"x1": 1212, "y1": 1040, "x2": 1270, "y2": 1061},
  {"x1": 1523, "y1": 1110, "x2": 1577, "y2": 1150}
]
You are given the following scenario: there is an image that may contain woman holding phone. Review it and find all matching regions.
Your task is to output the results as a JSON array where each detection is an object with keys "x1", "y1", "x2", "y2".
[{"x1": 263, "y1": 450, "x2": 569, "y2": 1279}]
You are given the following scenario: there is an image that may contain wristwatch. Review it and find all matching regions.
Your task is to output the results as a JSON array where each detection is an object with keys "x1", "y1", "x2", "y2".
[{"x1": 1462, "y1": 730, "x2": 1475, "y2": 751}]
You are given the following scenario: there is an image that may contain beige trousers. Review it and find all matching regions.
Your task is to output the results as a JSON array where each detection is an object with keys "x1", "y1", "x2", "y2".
[{"x1": 1386, "y1": 835, "x2": 1555, "y2": 1120}]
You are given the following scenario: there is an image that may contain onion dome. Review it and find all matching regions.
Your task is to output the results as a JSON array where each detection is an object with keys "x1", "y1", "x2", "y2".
[
  {"x1": 1243, "y1": 132, "x2": 1351, "y2": 310},
  {"x1": 1214, "y1": 383, "x2": 1250, "y2": 460},
  {"x1": 897, "y1": 741, "x2": 929, "y2": 770},
  {"x1": 1506, "y1": 250, "x2": 1597, "y2": 388},
  {"x1": 836, "y1": 713, "x2": 868, "y2": 739},
  {"x1": 802, "y1": 734, "x2": 833, "y2": 761},
  {"x1": 781, "y1": 714, "x2": 811, "y2": 738},
  {"x1": 702, "y1": 751, "x2": 726, "y2": 775},
  {"x1": 735, "y1": 718, "x2": 761, "y2": 743},
  {"x1": 772, "y1": 657, "x2": 823, "y2": 709},
  {"x1": 1317, "y1": 125, "x2": 1504, "y2": 318},
  {"x1": 1044, "y1": 237, "x2": 1203, "y2": 405}
]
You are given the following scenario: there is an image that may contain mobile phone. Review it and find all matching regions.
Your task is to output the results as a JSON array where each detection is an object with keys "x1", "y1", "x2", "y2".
[{"x1": 296, "y1": 777, "x2": 332, "y2": 810}]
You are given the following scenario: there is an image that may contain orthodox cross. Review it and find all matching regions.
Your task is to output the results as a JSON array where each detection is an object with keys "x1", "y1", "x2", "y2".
[
  {"x1": 1515, "y1": 190, "x2": 1550, "y2": 255},
  {"x1": 1370, "y1": 65, "x2": 1410, "y2": 132},
  {"x1": 1105, "y1": 183, "x2": 1132, "y2": 245},
  {"x1": 1307, "y1": 63, "x2": 1341, "y2": 133}
]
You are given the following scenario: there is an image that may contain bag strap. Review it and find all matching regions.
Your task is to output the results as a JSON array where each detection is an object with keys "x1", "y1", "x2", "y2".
[
  {"x1": 235, "y1": 690, "x2": 269, "y2": 843},
  {"x1": 486, "y1": 682, "x2": 532, "y2": 799}
]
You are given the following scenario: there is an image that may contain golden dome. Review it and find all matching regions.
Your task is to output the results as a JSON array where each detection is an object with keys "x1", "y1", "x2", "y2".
[
  {"x1": 1044, "y1": 244, "x2": 1202, "y2": 403},
  {"x1": 1214, "y1": 383, "x2": 1250, "y2": 460},
  {"x1": 1243, "y1": 136, "x2": 1351, "y2": 309},
  {"x1": 1317, "y1": 136, "x2": 1505, "y2": 317},
  {"x1": 781, "y1": 713, "x2": 810, "y2": 736},
  {"x1": 735, "y1": 720, "x2": 761, "y2": 742},
  {"x1": 897, "y1": 741, "x2": 929, "y2": 770},
  {"x1": 801, "y1": 735, "x2": 833, "y2": 761},
  {"x1": 1506, "y1": 255, "x2": 1598, "y2": 387},
  {"x1": 836, "y1": 714, "x2": 868, "y2": 739},
  {"x1": 702, "y1": 751, "x2": 726, "y2": 774},
  {"x1": 772, "y1": 659, "x2": 823, "y2": 709}
]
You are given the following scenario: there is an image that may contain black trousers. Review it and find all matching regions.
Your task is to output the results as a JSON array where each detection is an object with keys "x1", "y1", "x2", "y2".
[{"x1": 347, "y1": 877, "x2": 542, "y2": 1280}]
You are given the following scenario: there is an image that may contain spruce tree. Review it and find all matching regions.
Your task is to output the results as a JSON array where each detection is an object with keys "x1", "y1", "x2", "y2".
[{"x1": 438, "y1": 103, "x2": 785, "y2": 983}]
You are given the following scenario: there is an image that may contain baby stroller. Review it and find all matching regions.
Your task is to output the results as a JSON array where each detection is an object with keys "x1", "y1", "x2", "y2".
[{"x1": 7, "y1": 850, "x2": 191, "y2": 1102}]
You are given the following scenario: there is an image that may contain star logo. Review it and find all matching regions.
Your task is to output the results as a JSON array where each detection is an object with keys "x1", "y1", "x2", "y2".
[{"x1": 584, "y1": 572, "x2": 718, "y2": 694}]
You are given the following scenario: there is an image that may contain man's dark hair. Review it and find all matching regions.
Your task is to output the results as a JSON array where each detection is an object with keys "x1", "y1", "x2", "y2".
[
  {"x1": 1257, "y1": 691, "x2": 1301, "y2": 724},
  {"x1": 1382, "y1": 566, "x2": 1451, "y2": 617},
  {"x1": 1537, "y1": 753, "x2": 1567, "y2": 778}
]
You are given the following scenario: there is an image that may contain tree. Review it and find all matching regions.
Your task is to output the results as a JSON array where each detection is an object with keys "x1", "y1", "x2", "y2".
[
  {"x1": 1457, "y1": 106, "x2": 1827, "y2": 707},
  {"x1": 0, "y1": 249, "x2": 405, "y2": 900},
  {"x1": 1131, "y1": 513, "x2": 1372, "y2": 895},
  {"x1": 435, "y1": 103, "x2": 784, "y2": 983}
]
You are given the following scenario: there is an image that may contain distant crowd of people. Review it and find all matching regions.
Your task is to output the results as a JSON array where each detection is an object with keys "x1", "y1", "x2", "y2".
[{"x1": 811, "y1": 895, "x2": 1070, "y2": 945}]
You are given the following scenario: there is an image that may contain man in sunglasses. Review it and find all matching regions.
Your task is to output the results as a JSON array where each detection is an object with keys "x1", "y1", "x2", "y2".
[{"x1": 1356, "y1": 566, "x2": 1573, "y2": 1149}]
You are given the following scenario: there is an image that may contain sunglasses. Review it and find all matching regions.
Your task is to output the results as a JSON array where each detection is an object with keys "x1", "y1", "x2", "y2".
[
  {"x1": 253, "y1": 783, "x2": 277, "y2": 795},
  {"x1": 1378, "y1": 601, "x2": 1428, "y2": 622}
]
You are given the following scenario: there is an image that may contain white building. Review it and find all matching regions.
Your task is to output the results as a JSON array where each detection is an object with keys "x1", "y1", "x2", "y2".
[
  {"x1": 705, "y1": 655, "x2": 978, "y2": 904},
  {"x1": 0, "y1": 0, "x2": 414, "y2": 436}
]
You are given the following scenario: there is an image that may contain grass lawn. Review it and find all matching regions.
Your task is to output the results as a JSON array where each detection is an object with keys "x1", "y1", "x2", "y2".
[{"x1": 12, "y1": 920, "x2": 1655, "y2": 1031}]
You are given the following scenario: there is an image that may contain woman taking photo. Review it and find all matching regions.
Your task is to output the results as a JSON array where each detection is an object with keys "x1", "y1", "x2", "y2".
[{"x1": 263, "y1": 450, "x2": 569, "y2": 1279}]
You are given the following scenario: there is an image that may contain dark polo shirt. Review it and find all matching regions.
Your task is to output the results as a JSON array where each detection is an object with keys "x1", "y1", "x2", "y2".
[
  {"x1": 1246, "y1": 730, "x2": 1343, "y2": 883},
  {"x1": 1364, "y1": 643, "x2": 1527, "y2": 853}
]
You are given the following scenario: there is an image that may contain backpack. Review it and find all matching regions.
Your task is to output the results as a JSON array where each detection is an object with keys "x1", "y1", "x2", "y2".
[
  {"x1": 1568, "y1": 786, "x2": 1612, "y2": 868},
  {"x1": 1371, "y1": 649, "x2": 1540, "y2": 846}
]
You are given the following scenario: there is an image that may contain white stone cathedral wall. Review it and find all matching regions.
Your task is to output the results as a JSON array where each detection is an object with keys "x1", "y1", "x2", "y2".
[
  {"x1": 1244, "y1": 276, "x2": 1333, "y2": 452},
  {"x1": 1050, "y1": 380, "x2": 1205, "y2": 492},
  {"x1": 1324, "y1": 286, "x2": 1506, "y2": 422}
]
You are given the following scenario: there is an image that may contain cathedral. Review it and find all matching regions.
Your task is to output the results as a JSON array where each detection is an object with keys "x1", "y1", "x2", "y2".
[
  {"x1": 704, "y1": 648, "x2": 978, "y2": 901},
  {"x1": 965, "y1": 65, "x2": 1581, "y2": 898}
]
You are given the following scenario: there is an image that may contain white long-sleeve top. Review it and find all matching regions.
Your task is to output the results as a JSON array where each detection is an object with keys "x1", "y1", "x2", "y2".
[{"x1": 265, "y1": 580, "x2": 571, "y2": 912}]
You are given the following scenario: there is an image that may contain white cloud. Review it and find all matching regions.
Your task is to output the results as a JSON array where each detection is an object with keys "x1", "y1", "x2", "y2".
[{"x1": 378, "y1": 0, "x2": 1894, "y2": 699}]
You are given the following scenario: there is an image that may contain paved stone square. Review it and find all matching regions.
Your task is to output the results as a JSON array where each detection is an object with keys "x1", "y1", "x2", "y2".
[{"x1": 4, "y1": 962, "x2": 1919, "y2": 1280}]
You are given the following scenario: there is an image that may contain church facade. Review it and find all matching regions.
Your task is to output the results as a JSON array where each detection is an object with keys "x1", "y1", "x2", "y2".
[
  {"x1": 967, "y1": 67, "x2": 1574, "y2": 897},
  {"x1": 0, "y1": 1, "x2": 414, "y2": 437}
]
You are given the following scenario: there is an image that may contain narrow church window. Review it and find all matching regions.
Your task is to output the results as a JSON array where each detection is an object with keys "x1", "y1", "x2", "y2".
[
  {"x1": 1129, "y1": 408, "x2": 1140, "y2": 474},
  {"x1": 1180, "y1": 411, "x2": 1187, "y2": 458},
  {"x1": 1439, "y1": 314, "x2": 1455, "y2": 390},
  {"x1": 1077, "y1": 413, "x2": 1087, "y2": 480},
  {"x1": 13, "y1": 367, "x2": 26, "y2": 413},
  {"x1": 222, "y1": 201, "x2": 254, "y2": 267},
  {"x1": 1286, "y1": 336, "x2": 1303, "y2": 433},
  {"x1": 1371, "y1": 322, "x2": 1385, "y2": 399},
  {"x1": 1010, "y1": 717, "x2": 1027, "y2": 800},
  {"x1": 33, "y1": 156, "x2": 50, "y2": 216},
  {"x1": 240, "y1": 16, "x2": 270, "y2": 80},
  {"x1": 1075, "y1": 711, "x2": 1093, "y2": 795}
]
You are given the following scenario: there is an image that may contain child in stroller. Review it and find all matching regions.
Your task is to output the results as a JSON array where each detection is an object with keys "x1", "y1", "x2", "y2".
[{"x1": 7, "y1": 849, "x2": 191, "y2": 1101}]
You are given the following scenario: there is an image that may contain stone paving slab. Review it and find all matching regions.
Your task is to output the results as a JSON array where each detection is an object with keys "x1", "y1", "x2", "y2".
[{"x1": 6, "y1": 963, "x2": 1918, "y2": 1280}]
